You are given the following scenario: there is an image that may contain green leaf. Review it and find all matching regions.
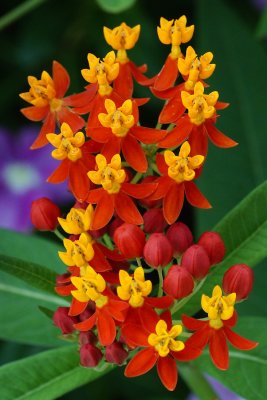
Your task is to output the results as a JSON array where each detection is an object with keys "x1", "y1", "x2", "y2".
[
  {"x1": 256, "y1": 7, "x2": 267, "y2": 38},
  {"x1": 0, "y1": 345, "x2": 112, "y2": 400},
  {"x1": 180, "y1": 180, "x2": 267, "y2": 317},
  {"x1": 194, "y1": 317, "x2": 267, "y2": 400},
  {"x1": 195, "y1": 0, "x2": 267, "y2": 235},
  {"x1": 95, "y1": 0, "x2": 136, "y2": 13}
]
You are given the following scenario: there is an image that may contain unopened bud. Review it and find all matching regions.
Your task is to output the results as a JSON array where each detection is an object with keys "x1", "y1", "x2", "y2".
[
  {"x1": 105, "y1": 341, "x2": 128, "y2": 365},
  {"x1": 163, "y1": 265, "x2": 194, "y2": 299},
  {"x1": 181, "y1": 244, "x2": 211, "y2": 279},
  {"x1": 223, "y1": 264, "x2": 254, "y2": 301},
  {"x1": 31, "y1": 197, "x2": 60, "y2": 231},
  {"x1": 198, "y1": 231, "x2": 225, "y2": 265},
  {"x1": 80, "y1": 343, "x2": 103, "y2": 367},
  {"x1": 166, "y1": 222, "x2": 193, "y2": 256},
  {"x1": 53, "y1": 307, "x2": 78, "y2": 334},
  {"x1": 143, "y1": 233, "x2": 173, "y2": 268},
  {"x1": 143, "y1": 208, "x2": 167, "y2": 233},
  {"x1": 114, "y1": 223, "x2": 145, "y2": 259}
]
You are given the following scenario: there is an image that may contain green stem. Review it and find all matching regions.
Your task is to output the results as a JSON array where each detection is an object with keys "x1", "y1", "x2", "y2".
[
  {"x1": 157, "y1": 268, "x2": 164, "y2": 297},
  {"x1": 167, "y1": 123, "x2": 175, "y2": 132},
  {"x1": 0, "y1": 0, "x2": 48, "y2": 31},
  {"x1": 102, "y1": 233, "x2": 113, "y2": 250},
  {"x1": 156, "y1": 122, "x2": 162, "y2": 129},
  {"x1": 171, "y1": 277, "x2": 206, "y2": 315},
  {"x1": 131, "y1": 172, "x2": 143, "y2": 184},
  {"x1": 53, "y1": 228, "x2": 65, "y2": 241},
  {"x1": 180, "y1": 364, "x2": 220, "y2": 400},
  {"x1": 136, "y1": 257, "x2": 142, "y2": 268}
]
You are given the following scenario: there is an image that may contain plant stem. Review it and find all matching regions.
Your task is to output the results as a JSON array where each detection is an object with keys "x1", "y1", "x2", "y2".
[
  {"x1": 102, "y1": 233, "x2": 113, "y2": 249},
  {"x1": 156, "y1": 122, "x2": 162, "y2": 129},
  {"x1": 131, "y1": 172, "x2": 143, "y2": 184},
  {"x1": 157, "y1": 268, "x2": 164, "y2": 297},
  {"x1": 53, "y1": 228, "x2": 65, "y2": 241},
  {"x1": 180, "y1": 364, "x2": 219, "y2": 400},
  {"x1": 136, "y1": 257, "x2": 142, "y2": 267},
  {"x1": 0, "y1": 0, "x2": 48, "y2": 31}
]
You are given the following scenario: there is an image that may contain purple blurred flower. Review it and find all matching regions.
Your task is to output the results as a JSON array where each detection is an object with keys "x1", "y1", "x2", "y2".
[
  {"x1": 0, "y1": 126, "x2": 72, "y2": 232},
  {"x1": 187, "y1": 374, "x2": 244, "y2": 400},
  {"x1": 251, "y1": 0, "x2": 267, "y2": 10}
]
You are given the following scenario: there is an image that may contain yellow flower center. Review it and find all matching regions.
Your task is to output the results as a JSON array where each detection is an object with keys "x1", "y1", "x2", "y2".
[
  {"x1": 117, "y1": 267, "x2": 152, "y2": 308},
  {"x1": 103, "y1": 23, "x2": 141, "y2": 63},
  {"x1": 178, "y1": 46, "x2": 216, "y2": 91},
  {"x1": 148, "y1": 320, "x2": 185, "y2": 357},
  {"x1": 181, "y1": 81, "x2": 219, "y2": 125},
  {"x1": 201, "y1": 285, "x2": 236, "y2": 330},
  {"x1": 88, "y1": 154, "x2": 126, "y2": 194},
  {"x1": 164, "y1": 141, "x2": 204, "y2": 183},
  {"x1": 81, "y1": 51, "x2": 119, "y2": 96},
  {"x1": 58, "y1": 232, "x2": 95, "y2": 268},
  {"x1": 50, "y1": 98, "x2": 63, "y2": 112},
  {"x1": 98, "y1": 99, "x2": 135, "y2": 137},
  {"x1": 157, "y1": 16, "x2": 194, "y2": 59},
  {"x1": 46, "y1": 122, "x2": 85, "y2": 162},
  {"x1": 58, "y1": 204, "x2": 94, "y2": 235},
  {"x1": 19, "y1": 70, "x2": 57, "y2": 107},
  {"x1": 71, "y1": 266, "x2": 108, "y2": 308}
]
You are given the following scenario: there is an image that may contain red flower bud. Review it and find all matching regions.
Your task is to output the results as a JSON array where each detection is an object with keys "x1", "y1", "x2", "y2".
[
  {"x1": 105, "y1": 341, "x2": 128, "y2": 365},
  {"x1": 80, "y1": 343, "x2": 103, "y2": 367},
  {"x1": 79, "y1": 331, "x2": 97, "y2": 346},
  {"x1": 114, "y1": 223, "x2": 145, "y2": 259},
  {"x1": 53, "y1": 307, "x2": 78, "y2": 334},
  {"x1": 108, "y1": 217, "x2": 124, "y2": 239},
  {"x1": 166, "y1": 222, "x2": 193, "y2": 256},
  {"x1": 143, "y1": 233, "x2": 173, "y2": 268},
  {"x1": 198, "y1": 231, "x2": 225, "y2": 265},
  {"x1": 31, "y1": 197, "x2": 60, "y2": 231},
  {"x1": 223, "y1": 264, "x2": 254, "y2": 301},
  {"x1": 143, "y1": 208, "x2": 167, "y2": 233},
  {"x1": 163, "y1": 265, "x2": 194, "y2": 299},
  {"x1": 181, "y1": 244, "x2": 211, "y2": 279}
]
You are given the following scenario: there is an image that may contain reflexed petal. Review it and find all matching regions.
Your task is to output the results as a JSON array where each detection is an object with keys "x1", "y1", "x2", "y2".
[
  {"x1": 209, "y1": 329, "x2": 229, "y2": 370},
  {"x1": 154, "y1": 56, "x2": 178, "y2": 91},
  {"x1": 122, "y1": 323, "x2": 149, "y2": 347},
  {"x1": 114, "y1": 62, "x2": 133, "y2": 99},
  {"x1": 146, "y1": 296, "x2": 173, "y2": 309},
  {"x1": 183, "y1": 325, "x2": 210, "y2": 350},
  {"x1": 30, "y1": 112, "x2": 56, "y2": 149},
  {"x1": 122, "y1": 135, "x2": 147, "y2": 172},
  {"x1": 125, "y1": 348, "x2": 158, "y2": 377},
  {"x1": 53, "y1": 61, "x2": 70, "y2": 98},
  {"x1": 91, "y1": 192, "x2": 114, "y2": 230},
  {"x1": 115, "y1": 192, "x2": 143, "y2": 225},
  {"x1": 157, "y1": 356, "x2": 177, "y2": 391},
  {"x1": 184, "y1": 181, "x2": 211, "y2": 209},
  {"x1": 69, "y1": 298, "x2": 88, "y2": 316},
  {"x1": 159, "y1": 94, "x2": 185, "y2": 124},
  {"x1": 163, "y1": 183, "x2": 184, "y2": 224},
  {"x1": 90, "y1": 127, "x2": 111, "y2": 143},
  {"x1": 69, "y1": 160, "x2": 90, "y2": 202},
  {"x1": 21, "y1": 105, "x2": 49, "y2": 121},
  {"x1": 131, "y1": 126, "x2": 166, "y2": 144},
  {"x1": 74, "y1": 313, "x2": 97, "y2": 331},
  {"x1": 97, "y1": 312, "x2": 116, "y2": 346},
  {"x1": 188, "y1": 125, "x2": 208, "y2": 157},
  {"x1": 122, "y1": 182, "x2": 157, "y2": 199},
  {"x1": 205, "y1": 120, "x2": 238, "y2": 148},
  {"x1": 172, "y1": 346, "x2": 202, "y2": 361},
  {"x1": 224, "y1": 326, "x2": 258, "y2": 350},
  {"x1": 47, "y1": 159, "x2": 69, "y2": 183},
  {"x1": 57, "y1": 107, "x2": 85, "y2": 132},
  {"x1": 101, "y1": 136, "x2": 121, "y2": 163},
  {"x1": 158, "y1": 117, "x2": 192, "y2": 148},
  {"x1": 182, "y1": 314, "x2": 207, "y2": 331}
]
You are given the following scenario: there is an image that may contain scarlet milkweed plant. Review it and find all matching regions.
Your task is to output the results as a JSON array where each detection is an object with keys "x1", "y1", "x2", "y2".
[{"x1": 19, "y1": 16, "x2": 260, "y2": 395}]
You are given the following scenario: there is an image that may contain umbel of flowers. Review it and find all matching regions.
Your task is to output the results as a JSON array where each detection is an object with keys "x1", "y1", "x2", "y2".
[{"x1": 22, "y1": 17, "x2": 257, "y2": 392}]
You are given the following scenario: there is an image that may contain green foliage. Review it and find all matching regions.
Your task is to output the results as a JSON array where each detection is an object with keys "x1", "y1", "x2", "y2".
[
  {"x1": 194, "y1": 317, "x2": 267, "y2": 400},
  {"x1": 256, "y1": 7, "x2": 267, "y2": 38},
  {"x1": 0, "y1": 345, "x2": 112, "y2": 400},
  {"x1": 95, "y1": 0, "x2": 136, "y2": 14}
]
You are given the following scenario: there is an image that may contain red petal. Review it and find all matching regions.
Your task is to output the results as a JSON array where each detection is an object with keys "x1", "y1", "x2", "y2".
[
  {"x1": 97, "y1": 311, "x2": 116, "y2": 346},
  {"x1": 151, "y1": 85, "x2": 180, "y2": 100},
  {"x1": 20, "y1": 105, "x2": 49, "y2": 121},
  {"x1": 90, "y1": 244, "x2": 112, "y2": 272},
  {"x1": 146, "y1": 295, "x2": 173, "y2": 309},
  {"x1": 125, "y1": 348, "x2": 158, "y2": 377},
  {"x1": 101, "y1": 136, "x2": 121, "y2": 163},
  {"x1": 89, "y1": 127, "x2": 111, "y2": 143},
  {"x1": 224, "y1": 310, "x2": 238, "y2": 327},
  {"x1": 172, "y1": 346, "x2": 202, "y2": 361},
  {"x1": 205, "y1": 121, "x2": 238, "y2": 148},
  {"x1": 74, "y1": 313, "x2": 97, "y2": 331},
  {"x1": 55, "y1": 284, "x2": 73, "y2": 296},
  {"x1": 159, "y1": 310, "x2": 172, "y2": 330},
  {"x1": 30, "y1": 112, "x2": 56, "y2": 149},
  {"x1": 139, "y1": 304, "x2": 160, "y2": 333},
  {"x1": 129, "y1": 61, "x2": 156, "y2": 86},
  {"x1": 87, "y1": 95, "x2": 106, "y2": 130},
  {"x1": 209, "y1": 329, "x2": 229, "y2": 370},
  {"x1": 58, "y1": 107, "x2": 85, "y2": 132},
  {"x1": 87, "y1": 188, "x2": 105, "y2": 203},
  {"x1": 188, "y1": 124, "x2": 208, "y2": 157},
  {"x1": 159, "y1": 94, "x2": 185, "y2": 124},
  {"x1": 154, "y1": 56, "x2": 178, "y2": 91},
  {"x1": 122, "y1": 135, "x2": 147, "y2": 172},
  {"x1": 91, "y1": 192, "x2": 115, "y2": 230},
  {"x1": 114, "y1": 192, "x2": 143, "y2": 225},
  {"x1": 107, "y1": 298, "x2": 129, "y2": 322},
  {"x1": 69, "y1": 298, "x2": 88, "y2": 316},
  {"x1": 182, "y1": 314, "x2": 207, "y2": 331},
  {"x1": 64, "y1": 84, "x2": 98, "y2": 108},
  {"x1": 53, "y1": 61, "x2": 70, "y2": 98},
  {"x1": 122, "y1": 323, "x2": 149, "y2": 347},
  {"x1": 122, "y1": 182, "x2": 157, "y2": 199},
  {"x1": 131, "y1": 126, "x2": 166, "y2": 144},
  {"x1": 215, "y1": 101, "x2": 230, "y2": 110},
  {"x1": 157, "y1": 356, "x2": 177, "y2": 391},
  {"x1": 158, "y1": 117, "x2": 192, "y2": 148},
  {"x1": 69, "y1": 160, "x2": 90, "y2": 202},
  {"x1": 185, "y1": 182, "x2": 211, "y2": 209},
  {"x1": 47, "y1": 159, "x2": 69, "y2": 183},
  {"x1": 95, "y1": 242, "x2": 124, "y2": 261},
  {"x1": 147, "y1": 176, "x2": 171, "y2": 201},
  {"x1": 114, "y1": 62, "x2": 133, "y2": 99},
  {"x1": 163, "y1": 184, "x2": 184, "y2": 224},
  {"x1": 224, "y1": 326, "x2": 258, "y2": 350},
  {"x1": 156, "y1": 153, "x2": 168, "y2": 175}
]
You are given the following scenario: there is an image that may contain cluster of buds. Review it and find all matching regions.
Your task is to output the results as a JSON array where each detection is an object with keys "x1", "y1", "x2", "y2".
[{"x1": 24, "y1": 17, "x2": 257, "y2": 392}]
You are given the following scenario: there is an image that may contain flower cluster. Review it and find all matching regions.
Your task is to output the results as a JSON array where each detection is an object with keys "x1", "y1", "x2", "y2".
[{"x1": 22, "y1": 17, "x2": 257, "y2": 391}]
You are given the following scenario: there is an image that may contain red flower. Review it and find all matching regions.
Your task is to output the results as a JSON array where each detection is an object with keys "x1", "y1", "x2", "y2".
[{"x1": 20, "y1": 61, "x2": 85, "y2": 149}]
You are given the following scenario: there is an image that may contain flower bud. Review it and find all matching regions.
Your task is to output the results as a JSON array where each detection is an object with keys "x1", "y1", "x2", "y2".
[
  {"x1": 166, "y1": 222, "x2": 193, "y2": 256},
  {"x1": 163, "y1": 265, "x2": 194, "y2": 299},
  {"x1": 114, "y1": 223, "x2": 145, "y2": 259},
  {"x1": 105, "y1": 341, "x2": 128, "y2": 365},
  {"x1": 31, "y1": 197, "x2": 60, "y2": 231},
  {"x1": 143, "y1": 208, "x2": 167, "y2": 233},
  {"x1": 108, "y1": 217, "x2": 124, "y2": 239},
  {"x1": 53, "y1": 307, "x2": 78, "y2": 334},
  {"x1": 181, "y1": 244, "x2": 211, "y2": 279},
  {"x1": 143, "y1": 233, "x2": 173, "y2": 268},
  {"x1": 79, "y1": 331, "x2": 97, "y2": 346},
  {"x1": 198, "y1": 231, "x2": 225, "y2": 265},
  {"x1": 223, "y1": 264, "x2": 254, "y2": 301},
  {"x1": 80, "y1": 343, "x2": 103, "y2": 367}
]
